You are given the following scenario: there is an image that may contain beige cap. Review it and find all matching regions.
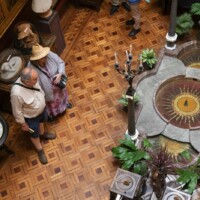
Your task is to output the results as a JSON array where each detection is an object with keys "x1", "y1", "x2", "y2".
[
  {"x1": 30, "y1": 43, "x2": 50, "y2": 61},
  {"x1": 32, "y1": 0, "x2": 52, "y2": 13}
]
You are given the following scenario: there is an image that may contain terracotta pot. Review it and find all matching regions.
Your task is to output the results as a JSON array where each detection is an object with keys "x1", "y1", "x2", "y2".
[{"x1": 143, "y1": 62, "x2": 155, "y2": 71}]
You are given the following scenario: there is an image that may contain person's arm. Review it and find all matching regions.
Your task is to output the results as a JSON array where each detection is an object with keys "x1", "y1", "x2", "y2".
[
  {"x1": 10, "y1": 95, "x2": 29, "y2": 132},
  {"x1": 49, "y1": 51, "x2": 66, "y2": 75},
  {"x1": 49, "y1": 51, "x2": 66, "y2": 84}
]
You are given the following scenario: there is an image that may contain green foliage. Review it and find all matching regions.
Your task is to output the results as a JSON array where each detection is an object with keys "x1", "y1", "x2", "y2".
[
  {"x1": 118, "y1": 94, "x2": 140, "y2": 107},
  {"x1": 111, "y1": 138, "x2": 150, "y2": 175},
  {"x1": 176, "y1": 157, "x2": 200, "y2": 194},
  {"x1": 143, "y1": 138, "x2": 152, "y2": 149},
  {"x1": 176, "y1": 13, "x2": 194, "y2": 36},
  {"x1": 141, "y1": 48, "x2": 157, "y2": 69},
  {"x1": 190, "y1": 3, "x2": 200, "y2": 16},
  {"x1": 118, "y1": 94, "x2": 128, "y2": 106},
  {"x1": 180, "y1": 150, "x2": 191, "y2": 161}
]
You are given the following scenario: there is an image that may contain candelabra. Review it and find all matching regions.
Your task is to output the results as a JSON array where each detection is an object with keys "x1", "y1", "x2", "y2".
[{"x1": 114, "y1": 45, "x2": 144, "y2": 140}]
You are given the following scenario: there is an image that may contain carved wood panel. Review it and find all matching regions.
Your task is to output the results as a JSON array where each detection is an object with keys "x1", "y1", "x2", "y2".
[{"x1": 0, "y1": 0, "x2": 27, "y2": 38}]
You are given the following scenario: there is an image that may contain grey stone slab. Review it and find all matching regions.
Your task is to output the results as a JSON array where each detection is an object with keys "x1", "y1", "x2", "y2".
[
  {"x1": 154, "y1": 56, "x2": 186, "y2": 82},
  {"x1": 136, "y1": 76, "x2": 157, "y2": 105},
  {"x1": 190, "y1": 130, "x2": 200, "y2": 152},
  {"x1": 162, "y1": 124, "x2": 190, "y2": 143},
  {"x1": 186, "y1": 67, "x2": 200, "y2": 80},
  {"x1": 159, "y1": 56, "x2": 186, "y2": 73},
  {"x1": 136, "y1": 104, "x2": 166, "y2": 136}
]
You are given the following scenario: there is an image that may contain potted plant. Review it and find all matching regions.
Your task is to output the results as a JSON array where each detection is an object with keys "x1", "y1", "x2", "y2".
[
  {"x1": 176, "y1": 12, "x2": 194, "y2": 37},
  {"x1": 190, "y1": 3, "x2": 200, "y2": 27},
  {"x1": 111, "y1": 138, "x2": 151, "y2": 176},
  {"x1": 118, "y1": 94, "x2": 140, "y2": 112},
  {"x1": 141, "y1": 48, "x2": 157, "y2": 69},
  {"x1": 147, "y1": 146, "x2": 178, "y2": 199},
  {"x1": 176, "y1": 157, "x2": 200, "y2": 194}
]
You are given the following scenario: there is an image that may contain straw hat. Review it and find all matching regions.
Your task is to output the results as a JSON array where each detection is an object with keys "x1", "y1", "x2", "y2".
[
  {"x1": 30, "y1": 44, "x2": 50, "y2": 60},
  {"x1": 32, "y1": 0, "x2": 52, "y2": 13},
  {"x1": 17, "y1": 23, "x2": 34, "y2": 40}
]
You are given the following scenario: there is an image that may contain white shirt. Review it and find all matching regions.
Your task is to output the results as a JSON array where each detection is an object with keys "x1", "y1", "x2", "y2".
[{"x1": 10, "y1": 78, "x2": 46, "y2": 124}]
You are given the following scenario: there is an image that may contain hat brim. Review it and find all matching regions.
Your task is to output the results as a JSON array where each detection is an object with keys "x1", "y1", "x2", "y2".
[
  {"x1": 17, "y1": 29, "x2": 32, "y2": 40},
  {"x1": 30, "y1": 47, "x2": 50, "y2": 60}
]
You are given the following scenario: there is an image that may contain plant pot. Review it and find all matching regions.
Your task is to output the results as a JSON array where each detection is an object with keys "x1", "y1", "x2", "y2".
[
  {"x1": 143, "y1": 62, "x2": 154, "y2": 71},
  {"x1": 123, "y1": 106, "x2": 128, "y2": 112},
  {"x1": 178, "y1": 0, "x2": 198, "y2": 9},
  {"x1": 192, "y1": 15, "x2": 200, "y2": 28}
]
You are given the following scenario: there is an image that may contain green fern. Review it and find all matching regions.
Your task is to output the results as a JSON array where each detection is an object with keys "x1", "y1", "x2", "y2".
[
  {"x1": 190, "y1": 3, "x2": 200, "y2": 16},
  {"x1": 176, "y1": 13, "x2": 194, "y2": 36}
]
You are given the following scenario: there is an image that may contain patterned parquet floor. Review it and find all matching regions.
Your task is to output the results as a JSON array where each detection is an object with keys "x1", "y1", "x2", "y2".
[{"x1": 1, "y1": 0, "x2": 194, "y2": 199}]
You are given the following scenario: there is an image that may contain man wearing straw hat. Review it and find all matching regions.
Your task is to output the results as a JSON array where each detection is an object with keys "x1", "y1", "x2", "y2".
[
  {"x1": 28, "y1": 44, "x2": 72, "y2": 121},
  {"x1": 10, "y1": 68, "x2": 56, "y2": 164}
]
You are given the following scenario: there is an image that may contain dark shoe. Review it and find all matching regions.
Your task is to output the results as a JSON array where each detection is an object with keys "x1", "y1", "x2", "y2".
[
  {"x1": 48, "y1": 115, "x2": 55, "y2": 122},
  {"x1": 37, "y1": 149, "x2": 48, "y2": 164},
  {"x1": 126, "y1": 19, "x2": 135, "y2": 26},
  {"x1": 122, "y1": 2, "x2": 131, "y2": 12},
  {"x1": 129, "y1": 28, "x2": 141, "y2": 37},
  {"x1": 41, "y1": 132, "x2": 56, "y2": 140},
  {"x1": 66, "y1": 102, "x2": 73, "y2": 109},
  {"x1": 110, "y1": 5, "x2": 119, "y2": 15}
]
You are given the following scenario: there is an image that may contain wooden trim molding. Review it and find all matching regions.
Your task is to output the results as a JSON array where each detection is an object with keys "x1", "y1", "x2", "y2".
[{"x1": 0, "y1": 0, "x2": 27, "y2": 38}]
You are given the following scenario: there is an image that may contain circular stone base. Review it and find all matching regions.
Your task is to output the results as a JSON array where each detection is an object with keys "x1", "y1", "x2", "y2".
[{"x1": 155, "y1": 77, "x2": 200, "y2": 129}]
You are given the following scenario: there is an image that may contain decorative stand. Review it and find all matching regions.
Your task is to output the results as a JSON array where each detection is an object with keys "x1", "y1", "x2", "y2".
[
  {"x1": 35, "y1": 10, "x2": 66, "y2": 55},
  {"x1": 0, "y1": 115, "x2": 14, "y2": 155},
  {"x1": 162, "y1": 187, "x2": 191, "y2": 200},
  {"x1": 109, "y1": 168, "x2": 143, "y2": 200},
  {"x1": 114, "y1": 46, "x2": 144, "y2": 140},
  {"x1": 165, "y1": 0, "x2": 178, "y2": 50}
]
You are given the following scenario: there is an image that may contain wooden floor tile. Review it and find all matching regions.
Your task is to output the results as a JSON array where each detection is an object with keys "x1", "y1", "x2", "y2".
[{"x1": 1, "y1": 0, "x2": 195, "y2": 199}]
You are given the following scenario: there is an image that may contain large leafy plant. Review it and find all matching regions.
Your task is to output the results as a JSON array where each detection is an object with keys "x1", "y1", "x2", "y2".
[
  {"x1": 176, "y1": 157, "x2": 200, "y2": 194},
  {"x1": 176, "y1": 13, "x2": 194, "y2": 36},
  {"x1": 111, "y1": 138, "x2": 150, "y2": 175},
  {"x1": 141, "y1": 48, "x2": 157, "y2": 69}
]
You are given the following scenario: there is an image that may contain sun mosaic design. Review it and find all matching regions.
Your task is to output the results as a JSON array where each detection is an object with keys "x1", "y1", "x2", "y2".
[{"x1": 155, "y1": 77, "x2": 200, "y2": 129}]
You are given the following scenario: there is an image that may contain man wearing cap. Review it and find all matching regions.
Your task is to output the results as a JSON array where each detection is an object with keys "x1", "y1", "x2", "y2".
[
  {"x1": 10, "y1": 68, "x2": 56, "y2": 164},
  {"x1": 126, "y1": 0, "x2": 150, "y2": 37},
  {"x1": 28, "y1": 44, "x2": 72, "y2": 121},
  {"x1": 110, "y1": 0, "x2": 131, "y2": 15}
]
